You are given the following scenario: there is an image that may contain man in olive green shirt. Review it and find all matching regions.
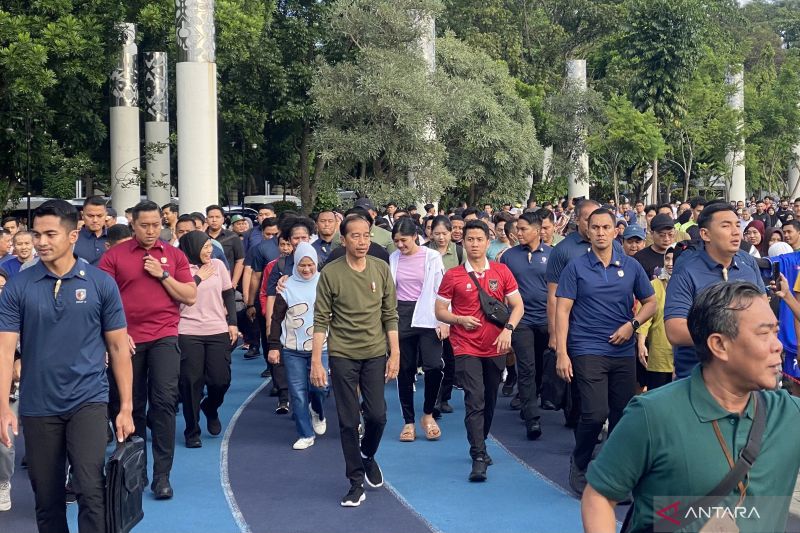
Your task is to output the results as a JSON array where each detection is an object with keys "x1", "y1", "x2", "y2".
[
  {"x1": 583, "y1": 281, "x2": 800, "y2": 533},
  {"x1": 311, "y1": 214, "x2": 399, "y2": 508}
]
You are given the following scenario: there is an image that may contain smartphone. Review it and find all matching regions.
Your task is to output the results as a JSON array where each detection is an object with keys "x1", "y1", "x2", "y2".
[{"x1": 772, "y1": 262, "x2": 781, "y2": 284}]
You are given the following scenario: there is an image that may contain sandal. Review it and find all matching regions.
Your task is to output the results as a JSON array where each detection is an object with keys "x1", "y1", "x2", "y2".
[
  {"x1": 399, "y1": 423, "x2": 416, "y2": 442},
  {"x1": 424, "y1": 421, "x2": 441, "y2": 441}
]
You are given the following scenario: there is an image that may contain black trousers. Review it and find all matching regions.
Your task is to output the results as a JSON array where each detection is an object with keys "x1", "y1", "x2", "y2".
[
  {"x1": 511, "y1": 324, "x2": 548, "y2": 425},
  {"x1": 23, "y1": 403, "x2": 107, "y2": 533},
  {"x1": 646, "y1": 371, "x2": 672, "y2": 390},
  {"x1": 256, "y1": 298, "x2": 288, "y2": 402},
  {"x1": 438, "y1": 339, "x2": 456, "y2": 402},
  {"x1": 455, "y1": 354, "x2": 505, "y2": 460},
  {"x1": 179, "y1": 332, "x2": 232, "y2": 440},
  {"x1": 572, "y1": 355, "x2": 635, "y2": 471},
  {"x1": 133, "y1": 336, "x2": 180, "y2": 478},
  {"x1": 398, "y1": 301, "x2": 443, "y2": 423},
  {"x1": 329, "y1": 355, "x2": 387, "y2": 486}
]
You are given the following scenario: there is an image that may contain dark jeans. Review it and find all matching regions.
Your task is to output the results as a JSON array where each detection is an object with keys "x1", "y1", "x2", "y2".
[
  {"x1": 398, "y1": 301, "x2": 443, "y2": 423},
  {"x1": 646, "y1": 371, "x2": 672, "y2": 390},
  {"x1": 23, "y1": 403, "x2": 107, "y2": 533},
  {"x1": 571, "y1": 355, "x2": 635, "y2": 471},
  {"x1": 133, "y1": 336, "x2": 180, "y2": 478},
  {"x1": 329, "y1": 355, "x2": 387, "y2": 486},
  {"x1": 438, "y1": 338, "x2": 456, "y2": 402},
  {"x1": 455, "y1": 354, "x2": 505, "y2": 460},
  {"x1": 511, "y1": 324, "x2": 548, "y2": 425},
  {"x1": 256, "y1": 298, "x2": 288, "y2": 402},
  {"x1": 179, "y1": 332, "x2": 232, "y2": 440}
]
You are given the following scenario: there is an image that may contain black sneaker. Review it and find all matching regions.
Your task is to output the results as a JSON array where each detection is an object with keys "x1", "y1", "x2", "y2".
[
  {"x1": 260, "y1": 368, "x2": 271, "y2": 378},
  {"x1": 363, "y1": 457, "x2": 384, "y2": 488},
  {"x1": 243, "y1": 347, "x2": 260, "y2": 360},
  {"x1": 438, "y1": 401, "x2": 453, "y2": 413},
  {"x1": 275, "y1": 401, "x2": 289, "y2": 415},
  {"x1": 200, "y1": 398, "x2": 222, "y2": 435},
  {"x1": 569, "y1": 457, "x2": 587, "y2": 495},
  {"x1": 341, "y1": 484, "x2": 366, "y2": 507},
  {"x1": 502, "y1": 372, "x2": 516, "y2": 396},
  {"x1": 185, "y1": 437, "x2": 202, "y2": 448},
  {"x1": 469, "y1": 457, "x2": 488, "y2": 482},
  {"x1": 65, "y1": 474, "x2": 77, "y2": 504},
  {"x1": 484, "y1": 453, "x2": 493, "y2": 466},
  {"x1": 526, "y1": 420, "x2": 542, "y2": 441},
  {"x1": 509, "y1": 395, "x2": 522, "y2": 410}
]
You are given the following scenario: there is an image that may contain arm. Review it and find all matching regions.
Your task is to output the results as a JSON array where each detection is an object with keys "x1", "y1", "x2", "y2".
[
  {"x1": 0, "y1": 332, "x2": 18, "y2": 447},
  {"x1": 311, "y1": 274, "x2": 333, "y2": 388},
  {"x1": 231, "y1": 259, "x2": 244, "y2": 289},
  {"x1": 435, "y1": 299, "x2": 481, "y2": 329},
  {"x1": 547, "y1": 282, "x2": 558, "y2": 350},
  {"x1": 665, "y1": 318, "x2": 693, "y2": 347},
  {"x1": 494, "y1": 291, "x2": 524, "y2": 353},
  {"x1": 105, "y1": 328, "x2": 135, "y2": 442},
  {"x1": 265, "y1": 295, "x2": 275, "y2": 335},
  {"x1": 222, "y1": 288, "x2": 238, "y2": 343},
  {"x1": 230, "y1": 238, "x2": 246, "y2": 288},
  {"x1": 555, "y1": 297, "x2": 574, "y2": 382},
  {"x1": 609, "y1": 295, "x2": 657, "y2": 345},
  {"x1": 581, "y1": 484, "x2": 618, "y2": 533},
  {"x1": 242, "y1": 265, "x2": 252, "y2": 304},
  {"x1": 267, "y1": 295, "x2": 289, "y2": 364},
  {"x1": 382, "y1": 266, "x2": 400, "y2": 382},
  {"x1": 161, "y1": 275, "x2": 197, "y2": 306}
]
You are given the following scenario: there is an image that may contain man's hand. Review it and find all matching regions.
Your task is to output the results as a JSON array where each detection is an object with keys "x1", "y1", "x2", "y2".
[
  {"x1": 228, "y1": 325, "x2": 239, "y2": 345},
  {"x1": 310, "y1": 361, "x2": 327, "y2": 388},
  {"x1": 246, "y1": 306, "x2": 257, "y2": 320},
  {"x1": 436, "y1": 323, "x2": 449, "y2": 340},
  {"x1": 556, "y1": 351, "x2": 573, "y2": 383},
  {"x1": 459, "y1": 315, "x2": 481, "y2": 331},
  {"x1": 276, "y1": 275, "x2": 289, "y2": 294},
  {"x1": 127, "y1": 335, "x2": 136, "y2": 356},
  {"x1": 115, "y1": 409, "x2": 135, "y2": 443},
  {"x1": 385, "y1": 352, "x2": 400, "y2": 383},
  {"x1": 493, "y1": 329, "x2": 512, "y2": 353},
  {"x1": 143, "y1": 255, "x2": 165, "y2": 279},
  {"x1": 772, "y1": 273, "x2": 794, "y2": 300},
  {"x1": 637, "y1": 340, "x2": 649, "y2": 368},
  {"x1": 548, "y1": 335, "x2": 557, "y2": 351},
  {"x1": 196, "y1": 262, "x2": 215, "y2": 281},
  {"x1": 609, "y1": 322, "x2": 634, "y2": 345},
  {"x1": 0, "y1": 405, "x2": 17, "y2": 448},
  {"x1": 268, "y1": 349, "x2": 281, "y2": 365}
]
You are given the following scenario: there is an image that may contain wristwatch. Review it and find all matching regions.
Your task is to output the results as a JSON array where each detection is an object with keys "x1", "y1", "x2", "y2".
[
  {"x1": 160, "y1": 270, "x2": 170, "y2": 281},
  {"x1": 504, "y1": 323, "x2": 515, "y2": 332},
  {"x1": 630, "y1": 319, "x2": 640, "y2": 331}
]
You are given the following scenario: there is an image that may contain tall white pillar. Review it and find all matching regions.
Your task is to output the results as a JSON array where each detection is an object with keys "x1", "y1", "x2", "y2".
[
  {"x1": 143, "y1": 52, "x2": 172, "y2": 207},
  {"x1": 726, "y1": 68, "x2": 746, "y2": 203},
  {"x1": 788, "y1": 143, "x2": 800, "y2": 200},
  {"x1": 410, "y1": 12, "x2": 436, "y2": 210},
  {"x1": 566, "y1": 59, "x2": 590, "y2": 200},
  {"x1": 109, "y1": 23, "x2": 141, "y2": 212},
  {"x1": 176, "y1": 0, "x2": 218, "y2": 214}
]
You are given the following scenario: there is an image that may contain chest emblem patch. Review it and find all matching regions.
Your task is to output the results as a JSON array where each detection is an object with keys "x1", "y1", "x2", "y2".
[
  {"x1": 75, "y1": 289, "x2": 87, "y2": 302},
  {"x1": 160, "y1": 257, "x2": 168, "y2": 264},
  {"x1": 618, "y1": 270, "x2": 625, "y2": 278},
  {"x1": 489, "y1": 279, "x2": 499, "y2": 291}
]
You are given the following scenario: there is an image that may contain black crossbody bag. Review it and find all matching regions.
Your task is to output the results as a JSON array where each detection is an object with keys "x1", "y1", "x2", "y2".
[
  {"x1": 622, "y1": 391, "x2": 767, "y2": 533},
  {"x1": 467, "y1": 271, "x2": 510, "y2": 327}
]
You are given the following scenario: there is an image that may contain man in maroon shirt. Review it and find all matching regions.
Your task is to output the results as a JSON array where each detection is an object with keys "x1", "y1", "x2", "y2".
[
  {"x1": 99, "y1": 201, "x2": 196, "y2": 499},
  {"x1": 435, "y1": 220, "x2": 524, "y2": 482}
]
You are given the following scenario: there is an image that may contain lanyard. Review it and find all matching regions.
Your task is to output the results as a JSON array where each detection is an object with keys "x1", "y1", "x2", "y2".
[{"x1": 710, "y1": 394, "x2": 758, "y2": 505}]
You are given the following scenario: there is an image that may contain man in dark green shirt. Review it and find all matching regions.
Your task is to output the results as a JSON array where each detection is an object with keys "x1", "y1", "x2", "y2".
[
  {"x1": 311, "y1": 214, "x2": 399, "y2": 508},
  {"x1": 582, "y1": 281, "x2": 800, "y2": 533}
]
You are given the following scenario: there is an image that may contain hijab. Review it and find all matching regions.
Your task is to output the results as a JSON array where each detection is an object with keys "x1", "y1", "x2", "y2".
[
  {"x1": 179, "y1": 230, "x2": 210, "y2": 266},
  {"x1": 745, "y1": 220, "x2": 768, "y2": 258},
  {"x1": 291, "y1": 241, "x2": 319, "y2": 283}
]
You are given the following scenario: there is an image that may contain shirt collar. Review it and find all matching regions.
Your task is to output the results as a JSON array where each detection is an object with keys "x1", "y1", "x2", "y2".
[
  {"x1": 521, "y1": 242, "x2": 545, "y2": 253},
  {"x1": 32, "y1": 256, "x2": 88, "y2": 282},
  {"x1": 133, "y1": 238, "x2": 165, "y2": 252},
  {"x1": 699, "y1": 249, "x2": 740, "y2": 271},
  {"x1": 80, "y1": 226, "x2": 107, "y2": 239},
  {"x1": 588, "y1": 248, "x2": 623, "y2": 268},
  {"x1": 464, "y1": 258, "x2": 490, "y2": 273},
  {"x1": 689, "y1": 365, "x2": 755, "y2": 423}
]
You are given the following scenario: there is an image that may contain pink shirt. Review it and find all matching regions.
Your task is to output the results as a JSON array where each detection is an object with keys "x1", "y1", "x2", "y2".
[
  {"x1": 395, "y1": 247, "x2": 427, "y2": 301},
  {"x1": 179, "y1": 258, "x2": 232, "y2": 336}
]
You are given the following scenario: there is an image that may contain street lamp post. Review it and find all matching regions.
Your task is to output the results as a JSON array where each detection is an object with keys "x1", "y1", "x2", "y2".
[{"x1": 24, "y1": 115, "x2": 31, "y2": 226}]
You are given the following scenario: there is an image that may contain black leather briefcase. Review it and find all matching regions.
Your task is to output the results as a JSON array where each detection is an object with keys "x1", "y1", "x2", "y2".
[{"x1": 105, "y1": 436, "x2": 145, "y2": 533}]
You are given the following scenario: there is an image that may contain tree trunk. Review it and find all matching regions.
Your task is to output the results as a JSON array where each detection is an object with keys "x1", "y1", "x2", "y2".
[
  {"x1": 468, "y1": 181, "x2": 476, "y2": 206},
  {"x1": 682, "y1": 156, "x2": 692, "y2": 202},
  {"x1": 298, "y1": 121, "x2": 314, "y2": 215},
  {"x1": 650, "y1": 159, "x2": 659, "y2": 204},
  {"x1": 612, "y1": 167, "x2": 620, "y2": 209}
]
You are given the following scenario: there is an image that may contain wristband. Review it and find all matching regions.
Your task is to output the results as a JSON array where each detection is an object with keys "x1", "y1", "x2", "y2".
[
  {"x1": 247, "y1": 304, "x2": 255, "y2": 309},
  {"x1": 193, "y1": 275, "x2": 202, "y2": 285}
]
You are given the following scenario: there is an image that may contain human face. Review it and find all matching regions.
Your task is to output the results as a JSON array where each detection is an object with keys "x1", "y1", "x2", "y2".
[
  {"x1": 463, "y1": 213, "x2": 478, "y2": 222},
  {"x1": 645, "y1": 210, "x2": 656, "y2": 229},
  {"x1": 652, "y1": 228, "x2": 675, "y2": 252},
  {"x1": 290, "y1": 227, "x2": 311, "y2": 249},
  {"x1": 316, "y1": 212, "x2": 337, "y2": 239},
  {"x1": 393, "y1": 233, "x2": 418, "y2": 256},
  {"x1": 278, "y1": 238, "x2": 293, "y2": 256},
  {"x1": 781, "y1": 201, "x2": 789, "y2": 211},
  {"x1": 0, "y1": 275, "x2": 6, "y2": 293},
  {"x1": 200, "y1": 240, "x2": 213, "y2": 264},
  {"x1": 206, "y1": 209, "x2": 224, "y2": 231},
  {"x1": 393, "y1": 211, "x2": 407, "y2": 222},
  {"x1": 784, "y1": 225, "x2": 800, "y2": 249},
  {"x1": 463, "y1": 228, "x2": 489, "y2": 262},
  {"x1": 623, "y1": 237, "x2": 644, "y2": 256},
  {"x1": 539, "y1": 218, "x2": 554, "y2": 245},
  {"x1": 175, "y1": 221, "x2": 195, "y2": 240},
  {"x1": 769, "y1": 232, "x2": 783, "y2": 246},
  {"x1": 0, "y1": 234, "x2": 10, "y2": 255},
  {"x1": 257, "y1": 208, "x2": 274, "y2": 222},
  {"x1": 386, "y1": 205, "x2": 397, "y2": 216},
  {"x1": 13, "y1": 233, "x2": 33, "y2": 261},
  {"x1": 424, "y1": 218, "x2": 433, "y2": 238},
  {"x1": 515, "y1": 219, "x2": 540, "y2": 248},
  {"x1": 133, "y1": 210, "x2": 163, "y2": 249},
  {"x1": 431, "y1": 223, "x2": 451, "y2": 250},
  {"x1": 494, "y1": 221, "x2": 507, "y2": 243},
  {"x1": 342, "y1": 219, "x2": 371, "y2": 259},
  {"x1": 756, "y1": 202, "x2": 765, "y2": 214},
  {"x1": 588, "y1": 213, "x2": 615, "y2": 251},
  {"x1": 232, "y1": 220, "x2": 249, "y2": 235},
  {"x1": 741, "y1": 210, "x2": 751, "y2": 221},
  {"x1": 794, "y1": 201, "x2": 800, "y2": 216},
  {"x1": 484, "y1": 205, "x2": 493, "y2": 215},
  {"x1": 297, "y1": 256, "x2": 316, "y2": 279},
  {"x1": 635, "y1": 202, "x2": 644, "y2": 213},
  {"x1": 163, "y1": 207, "x2": 178, "y2": 226},
  {"x1": 451, "y1": 220, "x2": 464, "y2": 242},
  {"x1": 82, "y1": 204, "x2": 107, "y2": 234},
  {"x1": 3, "y1": 221, "x2": 18, "y2": 235},
  {"x1": 678, "y1": 203, "x2": 690, "y2": 216},
  {"x1": 262, "y1": 224, "x2": 279, "y2": 240},
  {"x1": 744, "y1": 226, "x2": 762, "y2": 246},
  {"x1": 577, "y1": 203, "x2": 599, "y2": 239},
  {"x1": 700, "y1": 210, "x2": 741, "y2": 256},
  {"x1": 32, "y1": 217, "x2": 77, "y2": 264},
  {"x1": 692, "y1": 203, "x2": 704, "y2": 221},
  {"x1": 663, "y1": 252, "x2": 674, "y2": 276}
]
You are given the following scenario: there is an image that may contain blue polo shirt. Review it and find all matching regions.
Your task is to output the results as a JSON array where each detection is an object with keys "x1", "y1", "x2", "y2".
[
  {"x1": 0, "y1": 255, "x2": 25, "y2": 278},
  {"x1": 0, "y1": 258, "x2": 127, "y2": 416},
  {"x1": 500, "y1": 242, "x2": 552, "y2": 327},
  {"x1": 244, "y1": 227, "x2": 263, "y2": 254},
  {"x1": 312, "y1": 238, "x2": 335, "y2": 265},
  {"x1": 545, "y1": 230, "x2": 625, "y2": 285},
  {"x1": 246, "y1": 236, "x2": 280, "y2": 272},
  {"x1": 773, "y1": 252, "x2": 800, "y2": 366},
  {"x1": 665, "y1": 249, "x2": 765, "y2": 378},
  {"x1": 73, "y1": 226, "x2": 108, "y2": 265},
  {"x1": 556, "y1": 249, "x2": 654, "y2": 357}
]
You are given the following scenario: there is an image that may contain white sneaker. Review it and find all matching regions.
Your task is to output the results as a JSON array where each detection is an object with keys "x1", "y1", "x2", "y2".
[
  {"x1": 292, "y1": 437, "x2": 315, "y2": 450},
  {"x1": 311, "y1": 410, "x2": 327, "y2": 436},
  {"x1": 0, "y1": 481, "x2": 11, "y2": 511}
]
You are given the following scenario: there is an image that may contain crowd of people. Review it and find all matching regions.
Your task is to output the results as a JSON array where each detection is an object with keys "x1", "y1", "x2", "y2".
[{"x1": 3, "y1": 191, "x2": 800, "y2": 530}]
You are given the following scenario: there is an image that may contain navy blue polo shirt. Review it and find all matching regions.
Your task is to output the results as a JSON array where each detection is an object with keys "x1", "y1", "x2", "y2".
[
  {"x1": 267, "y1": 254, "x2": 294, "y2": 296},
  {"x1": 545, "y1": 231, "x2": 625, "y2": 285},
  {"x1": 312, "y1": 238, "x2": 335, "y2": 265},
  {"x1": 73, "y1": 226, "x2": 107, "y2": 265},
  {"x1": 0, "y1": 258, "x2": 127, "y2": 416},
  {"x1": 500, "y1": 242, "x2": 552, "y2": 327},
  {"x1": 246, "y1": 236, "x2": 280, "y2": 272},
  {"x1": 665, "y1": 249, "x2": 765, "y2": 378},
  {"x1": 556, "y1": 250, "x2": 654, "y2": 357},
  {"x1": 0, "y1": 256, "x2": 25, "y2": 278}
]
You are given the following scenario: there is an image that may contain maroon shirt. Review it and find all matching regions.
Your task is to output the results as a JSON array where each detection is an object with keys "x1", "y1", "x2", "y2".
[{"x1": 99, "y1": 239, "x2": 193, "y2": 343}]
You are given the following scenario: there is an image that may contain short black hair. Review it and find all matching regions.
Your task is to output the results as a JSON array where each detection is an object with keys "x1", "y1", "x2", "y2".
[
  {"x1": 464, "y1": 219, "x2": 489, "y2": 239},
  {"x1": 340, "y1": 213, "x2": 372, "y2": 236},
  {"x1": 260, "y1": 217, "x2": 278, "y2": 231},
  {"x1": 518, "y1": 211, "x2": 541, "y2": 227},
  {"x1": 697, "y1": 202, "x2": 737, "y2": 229},
  {"x1": 124, "y1": 207, "x2": 133, "y2": 215},
  {"x1": 449, "y1": 214, "x2": 464, "y2": 223},
  {"x1": 177, "y1": 214, "x2": 196, "y2": 227},
  {"x1": 644, "y1": 204, "x2": 657, "y2": 215},
  {"x1": 424, "y1": 203, "x2": 434, "y2": 212},
  {"x1": 688, "y1": 281, "x2": 763, "y2": 364},
  {"x1": 344, "y1": 206, "x2": 374, "y2": 226},
  {"x1": 258, "y1": 203, "x2": 275, "y2": 212},
  {"x1": 106, "y1": 224, "x2": 132, "y2": 245},
  {"x1": 161, "y1": 202, "x2": 179, "y2": 213},
  {"x1": 576, "y1": 199, "x2": 602, "y2": 219},
  {"x1": 535, "y1": 208, "x2": 555, "y2": 223},
  {"x1": 462, "y1": 207, "x2": 480, "y2": 219},
  {"x1": 689, "y1": 196, "x2": 706, "y2": 209},
  {"x1": 205, "y1": 204, "x2": 224, "y2": 216},
  {"x1": 315, "y1": 209, "x2": 336, "y2": 220},
  {"x1": 280, "y1": 216, "x2": 315, "y2": 241},
  {"x1": 2, "y1": 217, "x2": 19, "y2": 226},
  {"x1": 131, "y1": 200, "x2": 161, "y2": 222},
  {"x1": 784, "y1": 220, "x2": 800, "y2": 233},
  {"x1": 83, "y1": 195, "x2": 107, "y2": 209},
  {"x1": 588, "y1": 207, "x2": 616, "y2": 226},
  {"x1": 32, "y1": 199, "x2": 79, "y2": 231},
  {"x1": 189, "y1": 212, "x2": 205, "y2": 226}
]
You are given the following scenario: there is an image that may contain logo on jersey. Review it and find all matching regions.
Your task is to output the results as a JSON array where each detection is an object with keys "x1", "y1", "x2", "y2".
[
  {"x1": 75, "y1": 289, "x2": 87, "y2": 302},
  {"x1": 489, "y1": 279, "x2": 499, "y2": 291}
]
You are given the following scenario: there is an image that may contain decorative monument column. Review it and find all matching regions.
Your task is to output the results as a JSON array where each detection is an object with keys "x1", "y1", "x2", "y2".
[
  {"x1": 143, "y1": 52, "x2": 172, "y2": 206},
  {"x1": 726, "y1": 68, "x2": 746, "y2": 203},
  {"x1": 175, "y1": 0, "x2": 218, "y2": 214},
  {"x1": 109, "y1": 23, "x2": 141, "y2": 212},
  {"x1": 566, "y1": 59, "x2": 590, "y2": 200}
]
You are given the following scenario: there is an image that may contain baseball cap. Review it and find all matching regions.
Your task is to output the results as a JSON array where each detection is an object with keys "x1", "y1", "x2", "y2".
[
  {"x1": 354, "y1": 197, "x2": 376, "y2": 211},
  {"x1": 650, "y1": 214, "x2": 674, "y2": 232},
  {"x1": 230, "y1": 214, "x2": 245, "y2": 223},
  {"x1": 623, "y1": 225, "x2": 646, "y2": 241}
]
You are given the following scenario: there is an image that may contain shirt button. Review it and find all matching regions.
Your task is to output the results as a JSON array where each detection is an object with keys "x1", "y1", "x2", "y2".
[{"x1": 729, "y1": 419, "x2": 736, "y2": 425}]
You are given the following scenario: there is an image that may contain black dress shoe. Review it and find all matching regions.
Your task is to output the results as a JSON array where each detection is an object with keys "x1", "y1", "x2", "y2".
[
  {"x1": 438, "y1": 401, "x2": 453, "y2": 413},
  {"x1": 243, "y1": 348, "x2": 260, "y2": 360},
  {"x1": 526, "y1": 421, "x2": 542, "y2": 441},
  {"x1": 260, "y1": 368, "x2": 271, "y2": 378},
  {"x1": 541, "y1": 399, "x2": 557, "y2": 411},
  {"x1": 568, "y1": 458, "x2": 587, "y2": 495},
  {"x1": 509, "y1": 395, "x2": 522, "y2": 410},
  {"x1": 200, "y1": 398, "x2": 222, "y2": 436},
  {"x1": 484, "y1": 453, "x2": 493, "y2": 466},
  {"x1": 502, "y1": 373, "x2": 516, "y2": 396},
  {"x1": 151, "y1": 476, "x2": 174, "y2": 500},
  {"x1": 186, "y1": 437, "x2": 202, "y2": 448},
  {"x1": 469, "y1": 457, "x2": 488, "y2": 482}
]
